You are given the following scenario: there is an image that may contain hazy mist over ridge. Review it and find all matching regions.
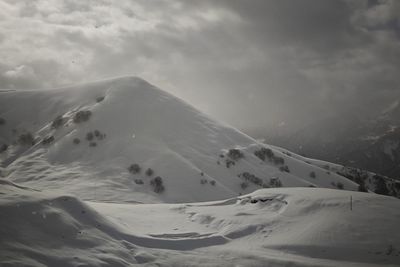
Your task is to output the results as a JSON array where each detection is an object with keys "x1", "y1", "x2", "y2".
[{"x1": 1, "y1": 0, "x2": 400, "y2": 134}]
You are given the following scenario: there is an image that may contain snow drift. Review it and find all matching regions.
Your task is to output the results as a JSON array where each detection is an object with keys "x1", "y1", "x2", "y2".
[{"x1": 1, "y1": 179, "x2": 399, "y2": 267}]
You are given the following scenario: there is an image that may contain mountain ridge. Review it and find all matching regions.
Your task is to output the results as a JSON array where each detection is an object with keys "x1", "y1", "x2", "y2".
[{"x1": 0, "y1": 76, "x2": 398, "y2": 203}]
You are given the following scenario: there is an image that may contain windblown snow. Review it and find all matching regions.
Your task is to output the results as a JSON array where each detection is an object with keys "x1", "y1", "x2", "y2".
[{"x1": 0, "y1": 76, "x2": 399, "y2": 266}]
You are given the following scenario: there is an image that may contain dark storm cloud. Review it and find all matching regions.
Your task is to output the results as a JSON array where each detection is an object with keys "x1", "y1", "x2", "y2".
[{"x1": 0, "y1": 0, "x2": 399, "y2": 131}]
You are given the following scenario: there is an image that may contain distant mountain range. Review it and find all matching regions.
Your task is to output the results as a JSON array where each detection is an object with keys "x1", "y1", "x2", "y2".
[{"x1": 254, "y1": 99, "x2": 400, "y2": 182}]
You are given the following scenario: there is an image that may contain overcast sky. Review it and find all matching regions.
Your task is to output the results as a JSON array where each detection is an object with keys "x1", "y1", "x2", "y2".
[{"x1": 1, "y1": 0, "x2": 399, "y2": 132}]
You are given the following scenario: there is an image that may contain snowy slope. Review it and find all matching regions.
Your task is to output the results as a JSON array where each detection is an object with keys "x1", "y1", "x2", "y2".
[
  {"x1": 1, "y1": 179, "x2": 399, "y2": 267},
  {"x1": 0, "y1": 76, "x2": 367, "y2": 203},
  {"x1": 1, "y1": 76, "x2": 400, "y2": 267}
]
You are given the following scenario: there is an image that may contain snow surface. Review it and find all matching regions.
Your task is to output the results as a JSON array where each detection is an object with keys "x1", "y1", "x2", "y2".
[
  {"x1": 1, "y1": 179, "x2": 399, "y2": 266},
  {"x1": 1, "y1": 76, "x2": 400, "y2": 266},
  {"x1": 1, "y1": 76, "x2": 360, "y2": 203}
]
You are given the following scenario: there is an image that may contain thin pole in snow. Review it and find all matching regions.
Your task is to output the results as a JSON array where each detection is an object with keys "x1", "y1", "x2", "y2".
[{"x1": 350, "y1": 195, "x2": 352, "y2": 211}]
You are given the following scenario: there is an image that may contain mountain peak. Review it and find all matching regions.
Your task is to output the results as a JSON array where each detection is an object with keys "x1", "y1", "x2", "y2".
[{"x1": 2, "y1": 78, "x2": 395, "y2": 203}]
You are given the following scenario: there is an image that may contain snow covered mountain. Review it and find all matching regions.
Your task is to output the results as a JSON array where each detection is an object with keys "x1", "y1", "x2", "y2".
[
  {"x1": 1, "y1": 75, "x2": 397, "y2": 204},
  {"x1": 0, "y1": 76, "x2": 398, "y2": 203},
  {"x1": 1, "y1": 76, "x2": 400, "y2": 266}
]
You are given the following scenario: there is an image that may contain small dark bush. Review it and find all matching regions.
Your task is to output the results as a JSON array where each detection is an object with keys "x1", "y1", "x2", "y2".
[
  {"x1": 225, "y1": 159, "x2": 235, "y2": 168},
  {"x1": 219, "y1": 154, "x2": 224, "y2": 158},
  {"x1": 18, "y1": 132, "x2": 35, "y2": 146},
  {"x1": 254, "y1": 150, "x2": 266, "y2": 161},
  {"x1": 254, "y1": 147, "x2": 274, "y2": 161},
  {"x1": 200, "y1": 172, "x2": 204, "y2": 176},
  {"x1": 240, "y1": 182, "x2": 249, "y2": 190},
  {"x1": 210, "y1": 180, "x2": 216, "y2": 186},
  {"x1": 227, "y1": 148, "x2": 244, "y2": 161},
  {"x1": 269, "y1": 177, "x2": 282, "y2": 187},
  {"x1": 309, "y1": 171, "x2": 316, "y2": 178},
  {"x1": 279, "y1": 165, "x2": 290, "y2": 172},
  {"x1": 394, "y1": 182, "x2": 400, "y2": 191},
  {"x1": 96, "y1": 96, "x2": 105, "y2": 103},
  {"x1": 323, "y1": 165, "x2": 330, "y2": 170},
  {"x1": 145, "y1": 168, "x2": 154, "y2": 176},
  {"x1": 374, "y1": 175, "x2": 389, "y2": 195},
  {"x1": 200, "y1": 179, "x2": 208, "y2": 185},
  {"x1": 217, "y1": 161, "x2": 220, "y2": 165},
  {"x1": 358, "y1": 183, "x2": 368, "y2": 192},
  {"x1": 73, "y1": 138, "x2": 81, "y2": 144},
  {"x1": 89, "y1": 142, "x2": 97, "y2": 147},
  {"x1": 0, "y1": 144, "x2": 8, "y2": 153},
  {"x1": 86, "y1": 132, "x2": 94, "y2": 141},
  {"x1": 73, "y1": 110, "x2": 92, "y2": 123},
  {"x1": 134, "y1": 179, "x2": 144, "y2": 185},
  {"x1": 51, "y1": 115, "x2": 65, "y2": 129},
  {"x1": 336, "y1": 182, "x2": 344, "y2": 189},
  {"x1": 42, "y1": 135, "x2": 54, "y2": 145},
  {"x1": 241, "y1": 172, "x2": 263, "y2": 186},
  {"x1": 94, "y1": 130, "x2": 105, "y2": 140},
  {"x1": 150, "y1": 176, "x2": 165, "y2": 193},
  {"x1": 0, "y1": 117, "x2": 5, "y2": 125},
  {"x1": 128, "y1": 163, "x2": 141, "y2": 174},
  {"x1": 272, "y1": 156, "x2": 285, "y2": 165}
]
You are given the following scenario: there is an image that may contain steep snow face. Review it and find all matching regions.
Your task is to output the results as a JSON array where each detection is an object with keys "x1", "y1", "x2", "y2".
[
  {"x1": 1, "y1": 181, "x2": 400, "y2": 267},
  {"x1": 0, "y1": 76, "x2": 372, "y2": 203}
]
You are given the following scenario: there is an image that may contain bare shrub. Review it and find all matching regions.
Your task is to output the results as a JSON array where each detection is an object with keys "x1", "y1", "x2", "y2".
[
  {"x1": 269, "y1": 177, "x2": 282, "y2": 187},
  {"x1": 145, "y1": 168, "x2": 154, "y2": 176},
  {"x1": 0, "y1": 144, "x2": 8, "y2": 153},
  {"x1": 254, "y1": 147, "x2": 274, "y2": 161},
  {"x1": 86, "y1": 132, "x2": 94, "y2": 141},
  {"x1": 150, "y1": 176, "x2": 165, "y2": 193},
  {"x1": 225, "y1": 159, "x2": 235, "y2": 168},
  {"x1": 128, "y1": 163, "x2": 141, "y2": 174},
  {"x1": 89, "y1": 142, "x2": 97, "y2": 147},
  {"x1": 358, "y1": 183, "x2": 368, "y2": 192},
  {"x1": 134, "y1": 179, "x2": 144, "y2": 185},
  {"x1": 272, "y1": 156, "x2": 285, "y2": 165},
  {"x1": 240, "y1": 182, "x2": 249, "y2": 190},
  {"x1": 279, "y1": 165, "x2": 290, "y2": 172},
  {"x1": 241, "y1": 172, "x2": 263, "y2": 186},
  {"x1": 227, "y1": 148, "x2": 244, "y2": 160},
  {"x1": 18, "y1": 132, "x2": 35, "y2": 146},
  {"x1": 73, "y1": 110, "x2": 92, "y2": 123},
  {"x1": 200, "y1": 179, "x2": 208, "y2": 185},
  {"x1": 51, "y1": 115, "x2": 65, "y2": 129}
]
